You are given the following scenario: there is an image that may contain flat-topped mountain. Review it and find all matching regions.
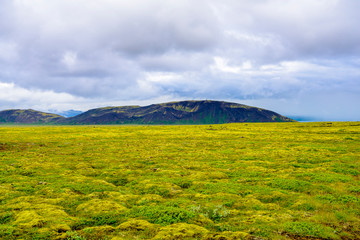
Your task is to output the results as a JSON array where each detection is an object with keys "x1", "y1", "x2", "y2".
[
  {"x1": 0, "y1": 109, "x2": 65, "y2": 124},
  {"x1": 62, "y1": 100, "x2": 294, "y2": 124},
  {"x1": 0, "y1": 100, "x2": 295, "y2": 124}
]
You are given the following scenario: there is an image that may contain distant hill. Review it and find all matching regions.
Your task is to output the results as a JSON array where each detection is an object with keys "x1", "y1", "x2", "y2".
[
  {"x1": 51, "y1": 110, "x2": 84, "y2": 118},
  {"x1": 61, "y1": 100, "x2": 294, "y2": 124},
  {"x1": 0, "y1": 101, "x2": 295, "y2": 125},
  {"x1": 0, "y1": 109, "x2": 65, "y2": 124},
  {"x1": 288, "y1": 115, "x2": 321, "y2": 122}
]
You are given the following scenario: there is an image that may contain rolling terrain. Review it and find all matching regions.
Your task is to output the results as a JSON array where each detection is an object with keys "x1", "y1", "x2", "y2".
[{"x1": 0, "y1": 100, "x2": 294, "y2": 125}]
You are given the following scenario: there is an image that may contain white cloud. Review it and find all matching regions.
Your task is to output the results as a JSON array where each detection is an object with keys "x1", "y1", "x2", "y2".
[
  {"x1": 0, "y1": 82, "x2": 85, "y2": 110},
  {"x1": 212, "y1": 57, "x2": 241, "y2": 74},
  {"x1": 260, "y1": 61, "x2": 328, "y2": 74},
  {"x1": 0, "y1": 41, "x2": 18, "y2": 62},
  {"x1": 225, "y1": 31, "x2": 275, "y2": 46},
  {"x1": 145, "y1": 72, "x2": 183, "y2": 84},
  {"x1": 61, "y1": 51, "x2": 77, "y2": 69}
]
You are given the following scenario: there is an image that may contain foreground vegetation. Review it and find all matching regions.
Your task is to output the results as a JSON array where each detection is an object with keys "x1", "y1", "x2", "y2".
[{"x1": 0, "y1": 122, "x2": 359, "y2": 239}]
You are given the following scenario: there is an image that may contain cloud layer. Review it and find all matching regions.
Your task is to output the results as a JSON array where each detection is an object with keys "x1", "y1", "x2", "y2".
[{"x1": 0, "y1": 0, "x2": 359, "y2": 120}]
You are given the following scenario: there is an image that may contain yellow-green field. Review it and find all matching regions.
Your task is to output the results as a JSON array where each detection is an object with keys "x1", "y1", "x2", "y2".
[{"x1": 0, "y1": 122, "x2": 359, "y2": 240}]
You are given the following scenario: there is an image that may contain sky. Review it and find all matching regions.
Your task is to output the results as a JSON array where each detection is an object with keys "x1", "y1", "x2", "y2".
[{"x1": 0, "y1": 0, "x2": 359, "y2": 121}]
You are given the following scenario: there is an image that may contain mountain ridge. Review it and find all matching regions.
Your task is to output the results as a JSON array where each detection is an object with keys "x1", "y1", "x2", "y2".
[
  {"x1": 0, "y1": 109, "x2": 65, "y2": 124},
  {"x1": 0, "y1": 100, "x2": 295, "y2": 124}
]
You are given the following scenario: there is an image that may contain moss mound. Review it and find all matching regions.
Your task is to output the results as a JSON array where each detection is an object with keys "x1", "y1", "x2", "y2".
[
  {"x1": 204, "y1": 231, "x2": 250, "y2": 240},
  {"x1": 14, "y1": 210, "x2": 46, "y2": 229},
  {"x1": 117, "y1": 219, "x2": 158, "y2": 231},
  {"x1": 152, "y1": 223, "x2": 209, "y2": 239},
  {"x1": 80, "y1": 225, "x2": 116, "y2": 239},
  {"x1": 76, "y1": 199, "x2": 127, "y2": 216}
]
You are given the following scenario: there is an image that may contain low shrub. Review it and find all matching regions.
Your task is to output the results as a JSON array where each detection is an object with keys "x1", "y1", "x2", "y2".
[
  {"x1": 283, "y1": 221, "x2": 338, "y2": 239},
  {"x1": 0, "y1": 212, "x2": 13, "y2": 224},
  {"x1": 190, "y1": 205, "x2": 230, "y2": 222},
  {"x1": 268, "y1": 178, "x2": 311, "y2": 193},
  {"x1": 107, "y1": 177, "x2": 129, "y2": 186},
  {"x1": 173, "y1": 179, "x2": 193, "y2": 189},
  {"x1": 130, "y1": 205, "x2": 196, "y2": 225}
]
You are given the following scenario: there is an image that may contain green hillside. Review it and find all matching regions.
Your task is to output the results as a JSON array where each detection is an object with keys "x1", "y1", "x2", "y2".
[
  {"x1": 0, "y1": 109, "x2": 64, "y2": 124},
  {"x1": 61, "y1": 100, "x2": 294, "y2": 124}
]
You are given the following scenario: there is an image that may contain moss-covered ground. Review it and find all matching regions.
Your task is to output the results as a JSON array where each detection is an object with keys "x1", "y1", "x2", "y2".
[{"x1": 0, "y1": 122, "x2": 359, "y2": 239}]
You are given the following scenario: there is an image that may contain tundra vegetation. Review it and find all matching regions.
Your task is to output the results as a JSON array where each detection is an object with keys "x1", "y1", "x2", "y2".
[{"x1": 0, "y1": 122, "x2": 359, "y2": 239}]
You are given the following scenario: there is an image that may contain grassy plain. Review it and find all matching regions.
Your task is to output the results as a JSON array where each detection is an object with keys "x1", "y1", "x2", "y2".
[{"x1": 0, "y1": 122, "x2": 359, "y2": 239}]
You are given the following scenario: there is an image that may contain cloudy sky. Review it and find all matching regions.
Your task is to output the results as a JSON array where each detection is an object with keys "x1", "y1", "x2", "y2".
[{"x1": 0, "y1": 0, "x2": 359, "y2": 121}]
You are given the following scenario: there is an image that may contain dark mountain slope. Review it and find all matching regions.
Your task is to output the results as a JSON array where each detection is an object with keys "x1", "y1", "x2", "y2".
[
  {"x1": 0, "y1": 109, "x2": 65, "y2": 124},
  {"x1": 61, "y1": 100, "x2": 294, "y2": 124},
  {"x1": 0, "y1": 101, "x2": 294, "y2": 125}
]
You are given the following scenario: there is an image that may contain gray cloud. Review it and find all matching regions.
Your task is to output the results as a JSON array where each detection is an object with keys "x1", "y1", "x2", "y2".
[{"x1": 0, "y1": 0, "x2": 359, "y2": 120}]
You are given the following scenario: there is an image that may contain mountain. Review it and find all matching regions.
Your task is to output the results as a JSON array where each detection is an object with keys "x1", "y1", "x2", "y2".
[
  {"x1": 0, "y1": 109, "x2": 65, "y2": 124},
  {"x1": 288, "y1": 115, "x2": 318, "y2": 122},
  {"x1": 51, "y1": 110, "x2": 84, "y2": 118},
  {"x1": 61, "y1": 100, "x2": 294, "y2": 124},
  {"x1": 0, "y1": 101, "x2": 295, "y2": 125}
]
